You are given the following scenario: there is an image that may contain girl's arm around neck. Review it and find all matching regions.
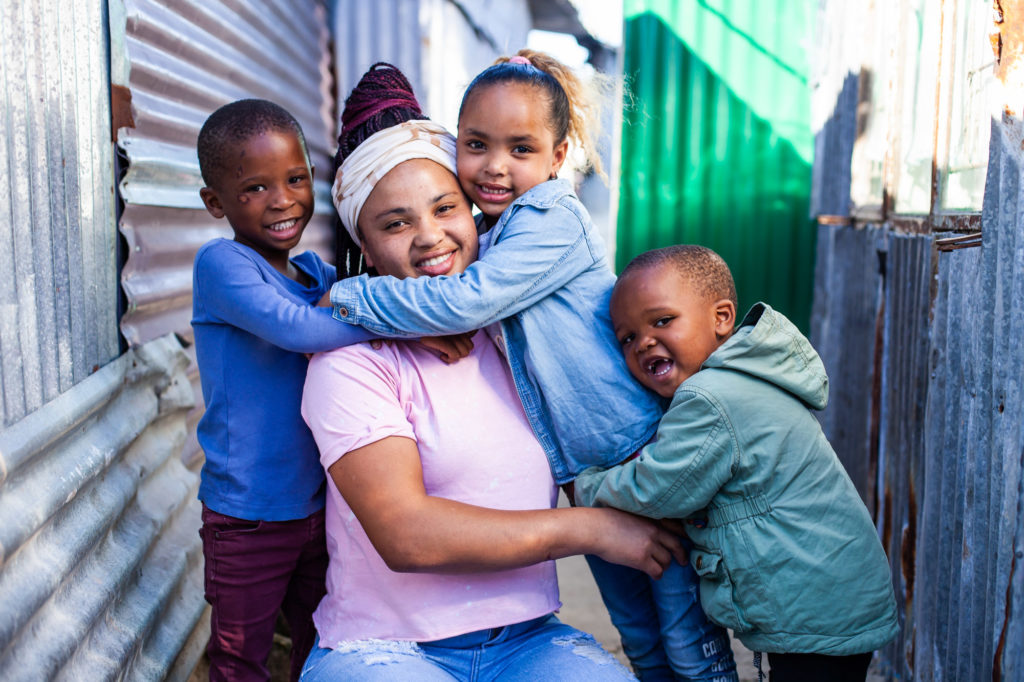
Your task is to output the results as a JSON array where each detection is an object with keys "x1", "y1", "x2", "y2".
[
  {"x1": 329, "y1": 435, "x2": 684, "y2": 577},
  {"x1": 329, "y1": 201, "x2": 604, "y2": 337}
]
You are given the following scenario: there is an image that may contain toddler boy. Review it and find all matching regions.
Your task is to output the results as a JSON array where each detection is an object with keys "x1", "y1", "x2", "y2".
[{"x1": 574, "y1": 245, "x2": 898, "y2": 681}]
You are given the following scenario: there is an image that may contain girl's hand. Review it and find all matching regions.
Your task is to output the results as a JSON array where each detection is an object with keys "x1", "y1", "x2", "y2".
[
  {"x1": 417, "y1": 332, "x2": 476, "y2": 364},
  {"x1": 589, "y1": 508, "x2": 687, "y2": 578}
]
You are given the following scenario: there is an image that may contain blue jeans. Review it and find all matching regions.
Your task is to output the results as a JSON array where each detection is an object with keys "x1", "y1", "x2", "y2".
[
  {"x1": 586, "y1": 556, "x2": 738, "y2": 681},
  {"x1": 300, "y1": 614, "x2": 637, "y2": 681}
]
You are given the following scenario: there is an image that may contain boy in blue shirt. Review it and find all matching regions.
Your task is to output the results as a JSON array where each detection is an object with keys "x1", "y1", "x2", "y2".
[
  {"x1": 191, "y1": 99, "x2": 375, "y2": 682},
  {"x1": 574, "y1": 245, "x2": 899, "y2": 682}
]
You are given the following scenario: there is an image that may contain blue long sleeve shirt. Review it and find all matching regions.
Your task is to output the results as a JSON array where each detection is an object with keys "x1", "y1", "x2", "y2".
[
  {"x1": 329, "y1": 180, "x2": 663, "y2": 482},
  {"x1": 191, "y1": 238, "x2": 374, "y2": 520}
]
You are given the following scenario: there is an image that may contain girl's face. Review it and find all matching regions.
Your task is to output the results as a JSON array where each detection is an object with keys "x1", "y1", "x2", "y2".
[
  {"x1": 456, "y1": 82, "x2": 569, "y2": 226},
  {"x1": 357, "y1": 158, "x2": 478, "y2": 279}
]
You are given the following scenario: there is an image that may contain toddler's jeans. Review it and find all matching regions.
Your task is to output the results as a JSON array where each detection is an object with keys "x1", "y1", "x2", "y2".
[
  {"x1": 586, "y1": 555, "x2": 738, "y2": 681},
  {"x1": 200, "y1": 504, "x2": 328, "y2": 682}
]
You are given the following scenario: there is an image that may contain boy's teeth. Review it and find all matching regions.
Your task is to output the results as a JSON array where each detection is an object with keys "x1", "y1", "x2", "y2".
[{"x1": 269, "y1": 219, "x2": 296, "y2": 232}]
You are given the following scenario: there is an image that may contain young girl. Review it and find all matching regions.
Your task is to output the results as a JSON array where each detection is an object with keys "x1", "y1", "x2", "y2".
[{"x1": 329, "y1": 53, "x2": 737, "y2": 680}]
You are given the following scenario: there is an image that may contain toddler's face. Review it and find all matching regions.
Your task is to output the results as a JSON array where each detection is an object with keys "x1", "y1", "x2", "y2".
[
  {"x1": 200, "y1": 129, "x2": 314, "y2": 264},
  {"x1": 456, "y1": 82, "x2": 568, "y2": 226},
  {"x1": 357, "y1": 158, "x2": 478, "y2": 280},
  {"x1": 611, "y1": 264, "x2": 734, "y2": 398}
]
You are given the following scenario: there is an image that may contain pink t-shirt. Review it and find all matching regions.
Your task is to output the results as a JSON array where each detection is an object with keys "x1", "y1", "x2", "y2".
[{"x1": 301, "y1": 338, "x2": 560, "y2": 644}]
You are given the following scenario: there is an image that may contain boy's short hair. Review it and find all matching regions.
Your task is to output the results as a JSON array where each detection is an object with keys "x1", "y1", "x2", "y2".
[
  {"x1": 620, "y1": 244, "x2": 738, "y2": 308},
  {"x1": 197, "y1": 99, "x2": 307, "y2": 187}
]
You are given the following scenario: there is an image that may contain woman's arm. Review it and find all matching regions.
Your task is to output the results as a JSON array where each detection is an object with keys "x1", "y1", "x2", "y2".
[
  {"x1": 329, "y1": 435, "x2": 684, "y2": 577},
  {"x1": 329, "y1": 202, "x2": 605, "y2": 337}
]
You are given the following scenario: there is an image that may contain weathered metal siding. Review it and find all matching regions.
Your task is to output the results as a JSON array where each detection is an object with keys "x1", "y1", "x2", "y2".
[
  {"x1": 810, "y1": 223, "x2": 885, "y2": 504},
  {"x1": 0, "y1": 0, "x2": 120, "y2": 428},
  {"x1": 112, "y1": 0, "x2": 336, "y2": 464},
  {"x1": 0, "y1": 334, "x2": 203, "y2": 681},
  {"x1": 810, "y1": 2, "x2": 1024, "y2": 679},
  {"x1": 619, "y1": 0, "x2": 817, "y2": 332}
]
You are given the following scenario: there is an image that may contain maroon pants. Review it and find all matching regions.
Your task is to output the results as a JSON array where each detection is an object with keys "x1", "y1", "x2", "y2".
[{"x1": 200, "y1": 505, "x2": 328, "y2": 682}]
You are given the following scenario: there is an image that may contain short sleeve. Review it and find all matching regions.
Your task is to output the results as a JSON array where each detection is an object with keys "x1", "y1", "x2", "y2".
[{"x1": 301, "y1": 344, "x2": 416, "y2": 470}]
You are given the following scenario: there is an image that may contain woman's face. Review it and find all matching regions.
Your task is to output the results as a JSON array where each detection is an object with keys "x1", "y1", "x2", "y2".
[{"x1": 356, "y1": 158, "x2": 478, "y2": 279}]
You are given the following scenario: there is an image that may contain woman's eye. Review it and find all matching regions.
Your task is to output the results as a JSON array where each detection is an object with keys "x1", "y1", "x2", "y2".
[
  {"x1": 384, "y1": 220, "x2": 407, "y2": 231},
  {"x1": 437, "y1": 203, "x2": 454, "y2": 215}
]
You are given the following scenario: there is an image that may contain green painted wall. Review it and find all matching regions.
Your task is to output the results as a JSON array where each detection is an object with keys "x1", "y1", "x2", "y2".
[{"x1": 617, "y1": 0, "x2": 816, "y2": 331}]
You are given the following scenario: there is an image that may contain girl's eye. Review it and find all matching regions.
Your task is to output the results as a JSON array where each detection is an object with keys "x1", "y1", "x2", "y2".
[
  {"x1": 512, "y1": 145, "x2": 531, "y2": 154},
  {"x1": 466, "y1": 140, "x2": 485, "y2": 151},
  {"x1": 654, "y1": 316, "x2": 673, "y2": 327}
]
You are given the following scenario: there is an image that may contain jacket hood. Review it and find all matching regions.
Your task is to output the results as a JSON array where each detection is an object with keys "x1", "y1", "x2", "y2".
[{"x1": 702, "y1": 303, "x2": 829, "y2": 410}]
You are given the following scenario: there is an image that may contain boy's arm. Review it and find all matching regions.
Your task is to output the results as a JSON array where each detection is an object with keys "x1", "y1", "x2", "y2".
[
  {"x1": 195, "y1": 244, "x2": 375, "y2": 354},
  {"x1": 573, "y1": 390, "x2": 737, "y2": 519},
  {"x1": 330, "y1": 202, "x2": 601, "y2": 337}
]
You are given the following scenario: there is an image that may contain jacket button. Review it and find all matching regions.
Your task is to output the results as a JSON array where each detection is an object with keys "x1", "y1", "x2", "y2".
[
  {"x1": 695, "y1": 556, "x2": 703, "y2": 570},
  {"x1": 338, "y1": 307, "x2": 349, "y2": 317}
]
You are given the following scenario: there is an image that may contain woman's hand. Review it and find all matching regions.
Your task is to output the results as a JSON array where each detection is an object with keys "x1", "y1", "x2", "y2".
[
  {"x1": 417, "y1": 331, "x2": 476, "y2": 364},
  {"x1": 585, "y1": 508, "x2": 687, "y2": 578}
]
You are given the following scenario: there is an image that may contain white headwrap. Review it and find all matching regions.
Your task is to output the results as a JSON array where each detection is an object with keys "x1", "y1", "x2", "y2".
[{"x1": 331, "y1": 119, "x2": 457, "y2": 246}]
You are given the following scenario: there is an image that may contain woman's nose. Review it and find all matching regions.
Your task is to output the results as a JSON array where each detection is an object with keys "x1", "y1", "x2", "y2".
[{"x1": 414, "y1": 217, "x2": 445, "y2": 246}]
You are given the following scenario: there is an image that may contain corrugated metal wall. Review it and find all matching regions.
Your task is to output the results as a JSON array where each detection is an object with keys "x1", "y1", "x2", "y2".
[
  {"x1": 810, "y1": 1, "x2": 1024, "y2": 678},
  {"x1": 618, "y1": 0, "x2": 816, "y2": 331},
  {"x1": 0, "y1": 0, "x2": 120, "y2": 428},
  {"x1": 0, "y1": 334, "x2": 203, "y2": 681},
  {"x1": 112, "y1": 0, "x2": 337, "y2": 465}
]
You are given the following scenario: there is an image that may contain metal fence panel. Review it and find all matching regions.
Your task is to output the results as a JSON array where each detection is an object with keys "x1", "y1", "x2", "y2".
[
  {"x1": 0, "y1": 0, "x2": 119, "y2": 427},
  {"x1": 0, "y1": 334, "x2": 203, "y2": 681}
]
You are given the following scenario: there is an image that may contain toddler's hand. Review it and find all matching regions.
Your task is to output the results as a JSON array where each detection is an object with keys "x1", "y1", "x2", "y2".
[{"x1": 418, "y1": 332, "x2": 476, "y2": 364}]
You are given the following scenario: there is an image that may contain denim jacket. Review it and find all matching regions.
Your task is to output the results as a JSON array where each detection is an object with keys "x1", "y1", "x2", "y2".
[{"x1": 330, "y1": 179, "x2": 662, "y2": 482}]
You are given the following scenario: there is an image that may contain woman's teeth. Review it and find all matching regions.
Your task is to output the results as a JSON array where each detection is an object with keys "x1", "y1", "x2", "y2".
[{"x1": 419, "y1": 252, "x2": 452, "y2": 267}]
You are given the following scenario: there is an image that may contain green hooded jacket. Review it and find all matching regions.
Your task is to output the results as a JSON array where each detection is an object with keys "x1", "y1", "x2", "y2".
[{"x1": 575, "y1": 303, "x2": 899, "y2": 655}]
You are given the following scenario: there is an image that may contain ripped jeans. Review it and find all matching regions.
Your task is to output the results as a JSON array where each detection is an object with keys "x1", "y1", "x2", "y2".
[{"x1": 299, "y1": 614, "x2": 637, "y2": 681}]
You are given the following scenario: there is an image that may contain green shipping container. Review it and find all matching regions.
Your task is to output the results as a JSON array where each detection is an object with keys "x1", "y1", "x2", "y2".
[{"x1": 618, "y1": 0, "x2": 815, "y2": 331}]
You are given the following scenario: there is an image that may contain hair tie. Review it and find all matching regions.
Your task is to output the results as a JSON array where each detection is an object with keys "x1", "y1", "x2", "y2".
[{"x1": 508, "y1": 55, "x2": 531, "y2": 66}]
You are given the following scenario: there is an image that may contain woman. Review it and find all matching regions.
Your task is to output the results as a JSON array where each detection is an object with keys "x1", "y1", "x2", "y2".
[{"x1": 299, "y1": 64, "x2": 681, "y2": 681}]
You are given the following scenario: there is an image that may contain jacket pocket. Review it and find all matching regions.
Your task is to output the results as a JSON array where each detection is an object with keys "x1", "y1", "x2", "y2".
[{"x1": 691, "y1": 548, "x2": 751, "y2": 633}]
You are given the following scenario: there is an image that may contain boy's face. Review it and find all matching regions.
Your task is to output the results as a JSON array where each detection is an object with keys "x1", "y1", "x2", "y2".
[
  {"x1": 200, "y1": 129, "x2": 314, "y2": 267},
  {"x1": 611, "y1": 263, "x2": 735, "y2": 398}
]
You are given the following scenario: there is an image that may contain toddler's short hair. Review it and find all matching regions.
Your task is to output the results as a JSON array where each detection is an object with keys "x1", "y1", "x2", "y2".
[
  {"x1": 197, "y1": 99, "x2": 307, "y2": 187},
  {"x1": 620, "y1": 245, "x2": 738, "y2": 308}
]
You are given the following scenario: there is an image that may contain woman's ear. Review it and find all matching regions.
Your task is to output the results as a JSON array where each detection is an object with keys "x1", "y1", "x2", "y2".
[{"x1": 713, "y1": 299, "x2": 736, "y2": 340}]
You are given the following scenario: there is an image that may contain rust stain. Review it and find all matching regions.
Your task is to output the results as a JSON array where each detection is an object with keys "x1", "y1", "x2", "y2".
[
  {"x1": 992, "y1": 545, "x2": 1015, "y2": 681},
  {"x1": 110, "y1": 84, "x2": 135, "y2": 143}
]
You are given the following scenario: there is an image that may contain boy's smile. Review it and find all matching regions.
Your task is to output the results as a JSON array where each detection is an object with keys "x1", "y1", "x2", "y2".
[
  {"x1": 611, "y1": 263, "x2": 735, "y2": 398},
  {"x1": 200, "y1": 129, "x2": 314, "y2": 273}
]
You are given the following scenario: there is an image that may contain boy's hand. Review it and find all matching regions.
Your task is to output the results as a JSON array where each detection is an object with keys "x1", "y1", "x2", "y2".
[
  {"x1": 417, "y1": 332, "x2": 476, "y2": 364},
  {"x1": 317, "y1": 290, "x2": 332, "y2": 307}
]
